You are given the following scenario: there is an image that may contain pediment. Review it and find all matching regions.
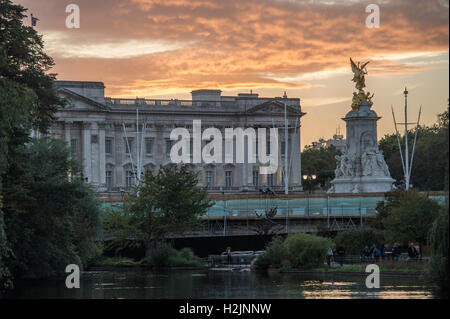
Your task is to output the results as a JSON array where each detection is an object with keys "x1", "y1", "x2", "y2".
[
  {"x1": 247, "y1": 100, "x2": 304, "y2": 116},
  {"x1": 58, "y1": 88, "x2": 110, "y2": 111}
]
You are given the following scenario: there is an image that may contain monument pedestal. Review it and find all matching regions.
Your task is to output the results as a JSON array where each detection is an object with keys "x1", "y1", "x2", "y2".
[{"x1": 329, "y1": 101, "x2": 394, "y2": 194}]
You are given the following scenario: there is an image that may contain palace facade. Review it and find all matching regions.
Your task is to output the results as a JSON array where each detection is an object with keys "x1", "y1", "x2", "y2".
[{"x1": 49, "y1": 81, "x2": 306, "y2": 198}]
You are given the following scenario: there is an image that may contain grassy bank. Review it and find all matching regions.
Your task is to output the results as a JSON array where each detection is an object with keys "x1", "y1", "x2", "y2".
[
  {"x1": 90, "y1": 245, "x2": 206, "y2": 268},
  {"x1": 280, "y1": 261, "x2": 427, "y2": 274}
]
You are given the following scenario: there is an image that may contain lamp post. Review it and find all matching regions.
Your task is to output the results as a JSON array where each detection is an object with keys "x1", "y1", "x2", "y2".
[{"x1": 302, "y1": 174, "x2": 317, "y2": 194}]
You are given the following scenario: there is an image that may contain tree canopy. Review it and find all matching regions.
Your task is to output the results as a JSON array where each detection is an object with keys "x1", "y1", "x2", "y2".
[
  {"x1": 1, "y1": 0, "x2": 99, "y2": 289},
  {"x1": 379, "y1": 106, "x2": 449, "y2": 191},
  {"x1": 301, "y1": 144, "x2": 341, "y2": 189},
  {"x1": 104, "y1": 164, "x2": 213, "y2": 258},
  {"x1": 370, "y1": 189, "x2": 442, "y2": 246}
]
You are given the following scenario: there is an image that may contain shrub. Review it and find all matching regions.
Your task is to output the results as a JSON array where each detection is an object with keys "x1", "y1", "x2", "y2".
[
  {"x1": 147, "y1": 242, "x2": 176, "y2": 267},
  {"x1": 334, "y1": 228, "x2": 385, "y2": 255},
  {"x1": 253, "y1": 236, "x2": 287, "y2": 270},
  {"x1": 253, "y1": 234, "x2": 333, "y2": 270},
  {"x1": 284, "y1": 233, "x2": 333, "y2": 268},
  {"x1": 146, "y1": 242, "x2": 202, "y2": 267},
  {"x1": 426, "y1": 204, "x2": 449, "y2": 295}
]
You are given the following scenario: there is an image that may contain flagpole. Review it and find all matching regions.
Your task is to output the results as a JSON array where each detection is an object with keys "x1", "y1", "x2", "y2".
[{"x1": 284, "y1": 92, "x2": 288, "y2": 195}]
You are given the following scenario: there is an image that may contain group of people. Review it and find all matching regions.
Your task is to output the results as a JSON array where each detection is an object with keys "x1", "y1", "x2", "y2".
[
  {"x1": 327, "y1": 245, "x2": 346, "y2": 266},
  {"x1": 326, "y1": 241, "x2": 421, "y2": 266},
  {"x1": 362, "y1": 242, "x2": 420, "y2": 262}
]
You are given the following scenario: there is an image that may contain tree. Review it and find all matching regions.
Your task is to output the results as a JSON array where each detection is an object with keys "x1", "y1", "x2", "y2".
[
  {"x1": 0, "y1": 79, "x2": 36, "y2": 289},
  {"x1": 0, "y1": 0, "x2": 65, "y2": 288},
  {"x1": 379, "y1": 106, "x2": 449, "y2": 191},
  {"x1": 0, "y1": 0, "x2": 64, "y2": 132},
  {"x1": 3, "y1": 138, "x2": 101, "y2": 279},
  {"x1": 104, "y1": 164, "x2": 213, "y2": 258},
  {"x1": 301, "y1": 144, "x2": 341, "y2": 189},
  {"x1": 334, "y1": 228, "x2": 385, "y2": 255},
  {"x1": 252, "y1": 206, "x2": 283, "y2": 235},
  {"x1": 375, "y1": 189, "x2": 441, "y2": 248},
  {"x1": 426, "y1": 202, "x2": 449, "y2": 295}
]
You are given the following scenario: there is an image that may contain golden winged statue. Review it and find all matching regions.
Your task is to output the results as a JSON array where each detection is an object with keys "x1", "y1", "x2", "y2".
[
  {"x1": 350, "y1": 57, "x2": 373, "y2": 111},
  {"x1": 350, "y1": 57, "x2": 369, "y2": 91}
]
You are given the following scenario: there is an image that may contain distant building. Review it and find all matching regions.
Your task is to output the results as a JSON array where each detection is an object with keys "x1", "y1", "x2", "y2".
[
  {"x1": 312, "y1": 134, "x2": 346, "y2": 153},
  {"x1": 49, "y1": 81, "x2": 306, "y2": 198}
]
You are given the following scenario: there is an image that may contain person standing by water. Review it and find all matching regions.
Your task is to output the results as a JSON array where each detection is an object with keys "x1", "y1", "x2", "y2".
[
  {"x1": 226, "y1": 246, "x2": 232, "y2": 266},
  {"x1": 362, "y1": 246, "x2": 370, "y2": 262},
  {"x1": 392, "y1": 243, "x2": 401, "y2": 261},
  {"x1": 326, "y1": 247, "x2": 334, "y2": 266},
  {"x1": 336, "y1": 245, "x2": 345, "y2": 266},
  {"x1": 407, "y1": 242, "x2": 418, "y2": 261}
]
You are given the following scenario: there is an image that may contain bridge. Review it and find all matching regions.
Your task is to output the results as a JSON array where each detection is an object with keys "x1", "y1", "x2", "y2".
[{"x1": 100, "y1": 192, "x2": 447, "y2": 238}]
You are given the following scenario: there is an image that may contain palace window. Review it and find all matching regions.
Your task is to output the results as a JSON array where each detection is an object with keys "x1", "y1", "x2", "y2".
[
  {"x1": 70, "y1": 139, "x2": 78, "y2": 155},
  {"x1": 281, "y1": 141, "x2": 286, "y2": 155},
  {"x1": 106, "y1": 171, "x2": 113, "y2": 189},
  {"x1": 125, "y1": 138, "x2": 132, "y2": 154},
  {"x1": 252, "y1": 170, "x2": 259, "y2": 187},
  {"x1": 105, "y1": 139, "x2": 112, "y2": 154},
  {"x1": 166, "y1": 140, "x2": 173, "y2": 155},
  {"x1": 146, "y1": 139, "x2": 153, "y2": 155},
  {"x1": 126, "y1": 171, "x2": 134, "y2": 188},
  {"x1": 205, "y1": 171, "x2": 213, "y2": 187},
  {"x1": 225, "y1": 171, "x2": 232, "y2": 188},
  {"x1": 267, "y1": 174, "x2": 274, "y2": 187}
]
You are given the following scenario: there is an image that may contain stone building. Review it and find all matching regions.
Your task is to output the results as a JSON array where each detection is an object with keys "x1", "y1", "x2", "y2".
[
  {"x1": 50, "y1": 81, "x2": 306, "y2": 198},
  {"x1": 312, "y1": 134, "x2": 346, "y2": 153}
]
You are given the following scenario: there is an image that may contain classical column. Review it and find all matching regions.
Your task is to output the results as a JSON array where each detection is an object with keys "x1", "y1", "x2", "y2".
[
  {"x1": 290, "y1": 124, "x2": 302, "y2": 190},
  {"x1": 82, "y1": 122, "x2": 92, "y2": 183},
  {"x1": 99, "y1": 123, "x2": 106, "y2": 186},
  {"x1": 241, "y1": 134, "x2": 248, "y2": 190}
]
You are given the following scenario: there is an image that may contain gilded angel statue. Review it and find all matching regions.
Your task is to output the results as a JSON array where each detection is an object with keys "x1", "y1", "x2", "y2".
[
  {"x1": 350, "y1": 57, "x2": 369, "y2": 91},
  {"x1": 349, "y1": 57, "x2": 373, "y2": 110}
]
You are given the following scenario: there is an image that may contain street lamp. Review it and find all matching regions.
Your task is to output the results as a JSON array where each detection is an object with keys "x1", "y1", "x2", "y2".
[{"x1": 302, "y1": 174, "x2": 317, "y2": 194}]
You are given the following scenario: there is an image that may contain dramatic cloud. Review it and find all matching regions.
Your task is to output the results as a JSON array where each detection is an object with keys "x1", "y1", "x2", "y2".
[
  {"x1": 14, "y1": 0, "x2": 449, "y2": 146},
  {"x1": 16, "y1": 0, "x2": 448, "y2": 95}
]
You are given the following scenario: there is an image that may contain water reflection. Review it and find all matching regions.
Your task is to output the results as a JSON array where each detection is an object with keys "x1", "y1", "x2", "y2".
[{"x1": 3, "y1": 269, "x2": 435, "y2": 299}]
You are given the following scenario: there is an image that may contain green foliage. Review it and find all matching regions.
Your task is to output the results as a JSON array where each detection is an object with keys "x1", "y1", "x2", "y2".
[
  {"x1": 426, "y1": 203, "x2": 449, "y2": 294},
  {"x1": 379, "y1": 107, "x2": 449, "y2": 191},
  {"x1": 284, "y1": 233, "x2": 334, "y2": 268},
  {"x1": 0, "y1": 0, "x2": 65, "y2": 132},
  {"x1": 253, "y1": 234, "x2": 333, "y2": 270},
  {"x1": 104, "y1": 164, "x2": 213, "y2": 255},
  {"x1": 2, "y1": 138, "x2": 102, "y2": 279},
  {"x1": 301, "y1": 145, "x2": 341, "y2": 188},
  {"x1": 0, "y1": 0, "x2": 66, "y2": 288},
  {"x1": 91, "y1": 256, "x2": 136, "y2": 267},
  {"x1": 253, "y1": 236, "x2": 287, "y2": 270},
  {"x1": 145, "y1": 242, "x2": 201, "y2": 267},
  {"x1": 334, "y1": 228, "x2": 385, "y2": 255},
  {"x1": 373, "y1": 189, "x2": 441, "y2": 245}
]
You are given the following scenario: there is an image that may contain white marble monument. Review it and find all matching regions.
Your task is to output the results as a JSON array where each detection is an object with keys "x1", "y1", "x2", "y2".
[{"x1": 328, "y1": 59, "x2": 394, "y2": 194}]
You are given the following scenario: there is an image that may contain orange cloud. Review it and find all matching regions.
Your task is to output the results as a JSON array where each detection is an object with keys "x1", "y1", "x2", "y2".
[{"x1": 15, "y1": 0, "x2": 449, "y2": 97}]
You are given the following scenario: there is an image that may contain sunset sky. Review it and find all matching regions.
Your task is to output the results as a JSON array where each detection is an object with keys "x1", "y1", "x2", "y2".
[{"x1": 15, "y1": 0, "x2": 449, "y2": 148}]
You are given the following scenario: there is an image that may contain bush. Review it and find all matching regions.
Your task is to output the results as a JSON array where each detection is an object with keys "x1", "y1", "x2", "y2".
[
  {"x1": 147, "y1": 241, "x2": 176, "y2": 267},
  {"x1": 334, "y1": 228, "x2": 385, "y2": 255},
  {"x1": 253, "y1": 236, "x2": 287, "y2": 270},
  {"x1": 146, "y1": 242, "x2": 202, "y2": 267},
  {"x1": 168, "y1": 248, "x2": 202, "y2": 267},
  {"x1": 253, "y1": 234, "x2": 333, "y2": 270},
  {"x1": 426, "y1": 204, "x2": 449, "y2": 295},
  {"x1": 284, "y1": 233, "x2": 333, "y2": 268},
  {"x1": 91, "y1": 256, "x2": 136, "y2": 266}
]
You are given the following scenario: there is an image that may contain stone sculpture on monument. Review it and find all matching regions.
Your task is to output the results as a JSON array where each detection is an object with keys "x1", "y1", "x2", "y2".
[{"x1": 328, "y1": 58, "x2": 395, "y2": 194}]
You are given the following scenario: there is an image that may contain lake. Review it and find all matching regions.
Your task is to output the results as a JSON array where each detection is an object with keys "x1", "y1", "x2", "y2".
[{"x1": 3, "y1": 268, "x2": 437, "y2": 299}]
